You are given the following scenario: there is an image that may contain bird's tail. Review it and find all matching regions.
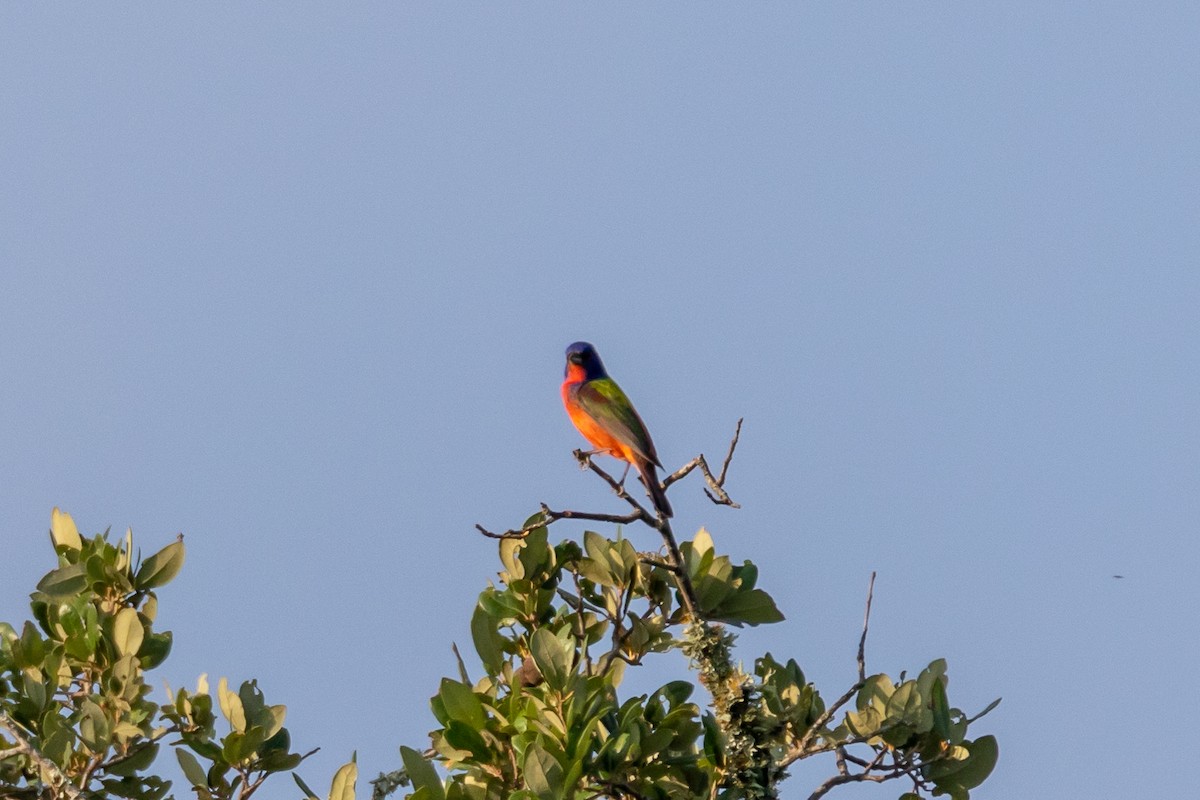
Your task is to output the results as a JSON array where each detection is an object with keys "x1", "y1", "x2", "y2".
[{"x1": 638, "y1": 460, "x2": 674, "y2": 518}]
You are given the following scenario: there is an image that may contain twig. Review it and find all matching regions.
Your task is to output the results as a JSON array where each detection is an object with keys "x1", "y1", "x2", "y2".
[
  {"x1": 0, "y1": 711, "x2": 84, "y2": 799},
  {"x1": 570, "y1": 571, "x2": 593, "y2": 673},
  {"x1": 781, "y1": 682, "x2": 862, "y2": 767},
  {"x1": 474, "y1": 421, "x2": 745, "y2": 631},
  {"x1": 575, "y1": 457, "x2": 703, "y2": 618},
  {"x1": 476, "y1": 503, "x2": 646, "y2": 540},
  {"x1": 661, "y1": 419, "x2": 743, "y2": 508},
  {"x1": 781, "y1": 572, "x2": 879, "y2": 767},
  {"x1": 715, "y1": 418, "x2": 743, "y2": 486},
  {"x1": 806, "y1": 745, "x2": 925, "y2": 800},
  {"x1": 655, "y1": 519, "x2": 701, "y2": 619},
  {"x1": 637, "y1": 555, "x2": 679, "y2": 573},
  {"x1": 477, "y1": 419, "x2": 746, "y2": 540},
  {"x1": 858, "y1": 571, "x2": 876, "y2": 683},
  {"x1": 805, "y1": 765, "x2": 895, "y2": 800}
]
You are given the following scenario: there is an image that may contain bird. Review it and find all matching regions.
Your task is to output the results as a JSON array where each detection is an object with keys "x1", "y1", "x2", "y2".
[{"x1": 560, "y1": 341, "x2": 673, "y2": 518}]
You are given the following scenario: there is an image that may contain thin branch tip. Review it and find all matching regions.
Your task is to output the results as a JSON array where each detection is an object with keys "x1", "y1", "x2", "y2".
[{"x1": 858, "y1": 571, "x2": 876, "y2": 682}]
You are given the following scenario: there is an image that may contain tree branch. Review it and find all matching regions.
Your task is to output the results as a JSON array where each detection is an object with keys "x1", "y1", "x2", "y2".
[
  {"x1": 806, "y1": 747, "x2": 926, "y2": 800},
  {"x1": 858, "y1": 571, "x2": 875, "y2": 683},
  {"x1": 805, "y1": 764, "x2": 891, "y2": 800},
  {"x1": 474, "y1": 418, "x2": 745, "y2": 540},
  {"x1": 661, "y1": 419, "x2": 743, "y2": 508},
  {"x1": 0, "y1": 711, "x2": 84, "y2": 800},
  {"x1": 475, "y1": 420, "x2": 747, "y2": 620},
  {"x1": 476, "y1": 503, "x2": 647, "y2": 540}
]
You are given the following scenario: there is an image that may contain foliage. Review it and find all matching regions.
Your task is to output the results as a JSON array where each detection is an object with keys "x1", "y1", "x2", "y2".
[
  {"x1": 0, "y1": 509, "x2": 354, "y2": 800},
  {"x1": 391, "y1": 519, "x2": 999, "y2": 800},
  {"x1": 3, "y1": 507, "x2": 999, "y2": 800}
]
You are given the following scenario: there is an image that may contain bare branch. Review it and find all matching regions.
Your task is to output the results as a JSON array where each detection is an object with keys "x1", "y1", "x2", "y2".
[
  {"x1": 858, "y1": 571, "x2": 876, "y2": 683},
  {"x1": 655, "y1": 520, "x2": 701, "y2": 619},
  {"x1": 781, "y1": 572, "x2": 879, "y2": 768},
  {"x1": 476, "y1": 418, "x2": 744, "y2": 539},
  {"x1": 806, "y1": 766, "x2": 890, "y2": 800},
  {"x1": 806, "y1": 746, "x2": 926, "y2": 800},
  {"x1": 661, "y1": 420, "x2": 744, "y2": 508},
  {"x1": 573, "y1": 450, "x2": 658, "y2": 521},
  {"x1": 473, "y1": 420, "x2": 744, "y2": 646},
  {"x1": 637, "y1": 555, "x2": 679, "y2": 573},
  {"x1": 475, "y1": 503, "x2": 647, "y2": 540},
  {"x1": 716, "y1": 418, "x2": 744, "y2": 486}
]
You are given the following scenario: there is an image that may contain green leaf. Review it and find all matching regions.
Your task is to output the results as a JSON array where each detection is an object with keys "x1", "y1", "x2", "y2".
[
  {"x1": 177, "y1": 749, "x2": 209, "y2": 787},
  {"x1": 931, "y1": 678, "x2": 952, "y2": 740},
  {"x1": 927, "y1": 734, "x2": 1000, "y2": 795},
  {"x1": 39, "y1": 711, "x2": 74, "y2": 766},
  {"x1": 400, "y1": 746, "x2": 444, "y2": 800},
  {"x1": 135, "y1": 539, "x2": 186, "y2": 590},
  {"x1": 107, "y1": 742, "x2": 159, "y2": 776},
  {"x1": 967, "y1": 697, "x2": 1002, "y2": 724},
  {"x1": 708, "y1": 588, "x2": 785, "y2": 626},
  {"x1": 858, "y1": 674, "x2": 894, "y2": 712},
  {"x1": 328, "y1": 759, "x2": 358, "y2": 800},
  {"x1": 293, "y1": 773, "x2": 320, "y2": 799},
  {"x1": 582, "y1": 530, "x2": 609, "y2": 564},
  {"x1": 952, "y1": 735, "x2": 999, "y2": 790},
  {"x1": 522, "y1": 741, "x2": 563, "y2": 800},
  {"x1": 443, "y1": 721, "x2": 490, "y2": 761},
  {"x1": 138, "y1": 631, "x2": 173, "y2": 669},
  {"x1": 19, "y1": 621, "x2": 45, "y2": 666},
  {"x1": 701, "y1": 713, "x2": 724, "y2": 767},
  {"x1": 885, "y1": 680, "x2": 920, "y2": 721},
  {"x1": 112, "y1": 607, "x2": 145, "y2": 658},
  {"x1": 50, "y1": 507, "x2": 83, "y2": 552},
  {"x1": 916, "y1": 658, "x2": 947, "y2": 698},
  {"x1": 529, "y1": 628, "x2": 571, "y2": 691},
  {"x1": 470, "y1": 603, "x2": 505, "y2": 675},
  {"x1": 36, "y1": 563, "x2": 89, "y2": 599},
  {"x1": 78, "y1": 698, "x2": 111, "y2": 751},
  {"x1": 437, "y1": 679, "x2": 486, "y2": 729}
]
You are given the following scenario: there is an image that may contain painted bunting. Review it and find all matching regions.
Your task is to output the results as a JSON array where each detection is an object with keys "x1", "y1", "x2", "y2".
[{"x1": 561, "y1": 341, "x2": 673, "y2": 518}]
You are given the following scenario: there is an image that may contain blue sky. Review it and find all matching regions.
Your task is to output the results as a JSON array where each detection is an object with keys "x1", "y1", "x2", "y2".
[{"x1": 2, "y1": 5, "x2": 1197, "y2": 799}]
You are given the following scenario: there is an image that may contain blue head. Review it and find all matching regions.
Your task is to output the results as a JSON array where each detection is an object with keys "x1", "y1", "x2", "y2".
[{"x1": 564, "y1": 341, "x2": 608, "y2": 380}]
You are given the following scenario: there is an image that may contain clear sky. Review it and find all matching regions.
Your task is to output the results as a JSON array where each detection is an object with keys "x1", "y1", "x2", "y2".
[{"x1": 2, "y1": 5, "x2": 1197, "y2": 799}]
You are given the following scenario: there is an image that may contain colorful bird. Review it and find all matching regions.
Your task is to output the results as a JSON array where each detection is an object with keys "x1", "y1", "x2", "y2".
[{"x1": 561, "y1": 341, "x2": 673, "y2": 518}]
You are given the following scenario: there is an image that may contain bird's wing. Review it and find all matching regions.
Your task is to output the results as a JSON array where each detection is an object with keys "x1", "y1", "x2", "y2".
[{"x1": 574, "y1": 378, "x2": 662, "y2": 467}]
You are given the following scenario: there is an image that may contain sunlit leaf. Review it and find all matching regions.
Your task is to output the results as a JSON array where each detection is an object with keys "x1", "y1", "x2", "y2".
[
  {"x1": 112, "y1": 607, "x2": 145, "y2": 658},
  {"x1": 328, "y1": 759, "x2": 358, "y2": 800},
  {"x1": 50, "y1": 507, "x2": 83, "y2": 552}
]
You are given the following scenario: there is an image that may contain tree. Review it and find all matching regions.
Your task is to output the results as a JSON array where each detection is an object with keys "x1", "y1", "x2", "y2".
[
  {"x1": 2, "y1": 426, "x2": 999, "y2": 800},
  {"x1": 0, "y1": 508, "x2": 349, "y2": 800}
]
